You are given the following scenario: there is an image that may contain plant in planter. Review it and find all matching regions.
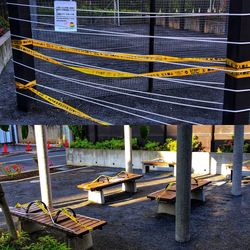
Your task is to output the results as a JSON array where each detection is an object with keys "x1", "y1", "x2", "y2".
[
  {"x1": 144, "y1": 140, "x2": 161, "y2": 151},
  {"x1": 0, "y1": 17, "x2": 9, "y2": 36},
  {"x1": 0, "y1": 164, "x2": 23, "y2": 177}
]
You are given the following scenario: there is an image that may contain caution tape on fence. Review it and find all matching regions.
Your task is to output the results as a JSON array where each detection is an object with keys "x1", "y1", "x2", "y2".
[
  {"x1": 12, "y1": 39, "x2": 250, "y2": 79},
  {"x1": 16, "y1": 81, "x2": 110, "y2": 125},
  {"x1": 12, "y1": 39, "x2": 226, "y2": 64}
]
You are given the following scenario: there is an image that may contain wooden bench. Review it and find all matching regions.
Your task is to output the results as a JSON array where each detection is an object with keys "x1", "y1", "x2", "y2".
[
  {"x1": 142, "y1": 158, "x2": 175, "y2": 174},
  {"x1": 77, "y1": 171, "x2": 143, "y2": 204},
  {"x1": 10, "y1": 201, "x2": 107, "y2": 250},
  {"x1": 147, "y1": 178, "x2": 211, "y2": 215}
]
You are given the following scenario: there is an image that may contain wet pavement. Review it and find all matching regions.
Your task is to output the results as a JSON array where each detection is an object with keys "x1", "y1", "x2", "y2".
[{"x1": 1, "y1": 166, "x2": 249, "y2": 250}]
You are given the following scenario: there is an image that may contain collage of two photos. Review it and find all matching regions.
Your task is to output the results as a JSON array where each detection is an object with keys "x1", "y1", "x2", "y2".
[{"x1": 0, "y1": 1, "x2": 249, "y2": 250}]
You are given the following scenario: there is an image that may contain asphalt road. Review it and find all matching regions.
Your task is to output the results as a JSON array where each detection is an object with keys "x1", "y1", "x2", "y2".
[{"x1": 0, "y1": 149, "x2": 66, "y2": 172}]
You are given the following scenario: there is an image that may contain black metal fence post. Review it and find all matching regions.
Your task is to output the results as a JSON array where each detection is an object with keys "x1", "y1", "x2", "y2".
[
  {"x1": 222, "y1": 0, "x2": 250, "y2": 124},
  {"x1": 180, "y1": 0, "x2": 185, "y2": 30},
  {"x1": 7, "y1": 0, "x2": 36, "y2": 112},
  {"x1": 147, "y1": 0, "x2": 156, "y2": 92}
]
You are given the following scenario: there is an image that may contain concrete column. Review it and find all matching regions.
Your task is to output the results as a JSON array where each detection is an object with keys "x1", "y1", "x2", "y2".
[
  {"x1": 175, "y1": 125, "x2": 192, "y2": 243},
  {"x1": 124, "y1": 125, "x2": 132, "y2": 173},
  {"x1": 63, "y1": 125, "x2": 73, "y2": 145},
  {"x1": 34, "y1": 125, "x2": 52, "y2": 207},
  {"x1": 232, "y1": 125, "x2": 244, "y2": 196}
]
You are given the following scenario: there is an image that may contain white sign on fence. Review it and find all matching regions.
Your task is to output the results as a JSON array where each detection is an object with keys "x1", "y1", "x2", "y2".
[{"x1": 54, "y1": 1, "x2": 77, "y2": 32}]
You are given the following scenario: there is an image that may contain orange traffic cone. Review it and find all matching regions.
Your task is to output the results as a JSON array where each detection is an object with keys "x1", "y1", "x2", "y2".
[
  {"x1": 47, "y1": 141, "x2": 51, "y2": 150},
  {"x1": 3, "y1": 144, "x2": 9, "y2": 154},
  {"x1": 26, "y1": 142, "x2": 32, "y2": 152}
]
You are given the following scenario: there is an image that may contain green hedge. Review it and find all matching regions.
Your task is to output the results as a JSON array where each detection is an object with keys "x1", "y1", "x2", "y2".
[
  {"x1": 70, "y1": 136, "x2": 204, "y2": 152},
  {"x1": 0, "y1": 232, "x2": 69, "y2": 250},
  {"x1": 0, "y1": 17, "x2": 9, "y2": 36}
]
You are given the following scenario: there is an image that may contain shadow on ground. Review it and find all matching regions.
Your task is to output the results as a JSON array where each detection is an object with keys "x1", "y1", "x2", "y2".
[{"x1": 1, "y1": 166, "x2": 250, "y2": 249}]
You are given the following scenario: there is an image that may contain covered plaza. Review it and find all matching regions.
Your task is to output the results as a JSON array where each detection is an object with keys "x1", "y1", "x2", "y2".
[{"x1": 0, "y1": 125, "x2": 249, "y2": 249}]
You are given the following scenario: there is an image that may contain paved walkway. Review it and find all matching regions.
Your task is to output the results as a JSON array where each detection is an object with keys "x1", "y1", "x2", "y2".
[{"x1": 1, "y1": 166, "x2": 249, "y2": 249}]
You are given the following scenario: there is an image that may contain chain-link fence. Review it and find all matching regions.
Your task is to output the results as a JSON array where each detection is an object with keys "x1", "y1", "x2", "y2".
[{"x1": 7, "y1": 0, "x2": 233, "y2": 124}]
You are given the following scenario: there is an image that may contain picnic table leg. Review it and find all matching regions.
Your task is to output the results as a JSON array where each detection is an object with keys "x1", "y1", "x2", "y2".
[
  {"x1": 191, "y1": 189, "x2": 205, "y2": 202},
  {"x1": 122, "y1": 181, "x2": 137, "y2": 193},
  {"x1": 142, "y1": 164, "x2": 149, "y2": 174},
  {"x1": 68, "y1": 233, "x2": 93, "y2": 250},
  {"x1": 88, "y1": 190, "x2": 105, "y2": 204},
  {"x1": 157, "y1": 202, "x2": 176, "y2": 216}
]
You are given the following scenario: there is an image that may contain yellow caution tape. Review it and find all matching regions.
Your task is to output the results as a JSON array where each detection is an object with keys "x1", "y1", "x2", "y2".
[
  {"x1": 60, "y1": 208, "x2": 93, "y2": 232},
  {"x1": 13, "y1": 44, "x2": 220, "y2": 78},
  {"x1": 82, "y1": 174, "x2": 112, "y2": 189},
  {"x1": 156, "y1": 182, "x2": 176, "y2": 202},
  {"x1": 16, "y1": 201, "x2": 93, "y2": 232},
  {"x1": 12, "y1": 39, "x2": 225, "y2": 64},
  {"x1": 16, "y1": 81, "x2": 110, "y2": 126},
  {"x1": 12, "y1": 39, "x2": 250, "y2": 79}
]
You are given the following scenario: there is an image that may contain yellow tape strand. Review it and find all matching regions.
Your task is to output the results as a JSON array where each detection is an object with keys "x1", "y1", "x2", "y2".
[
  {"x1": 13, "y1": 43, "x2": 222, "y2": 78},
  {"x1": 12, "y1": 39, "x2": 226, "y2": 64},
  {"x1": 16, "y1": 201, "x2": 93, "y2": 232},
  {"x1": 12, "y1": 39, "x2": 250, "y2": 80},
  {"x1": 60, "y1": 208, "x2": 93, "y2": 232},
  {"x1": 16, "y1": 81, "x2": 110, "y2": 125},
  {"x1": 156, "y1": 182, "x2": 176, "y2": 202}
]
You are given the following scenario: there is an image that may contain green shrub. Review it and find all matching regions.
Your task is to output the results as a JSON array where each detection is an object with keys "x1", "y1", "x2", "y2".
[
  {"x1": 217, "y1": 139, "x2": 250, "y2": 153},
  {"x1": 243, "y1": 142, "x2": 250, "y2": 153},
  {"x1": 163, "y1": 136, "x2": 204, "y2": 152},
  {"x1": 164, "y1": 138, "x2": 177, "y2": 151},
  {"x1": 144, "y1": 140, "x2": 161, "y2": 151},
  {"x1": 71, "y1": 138, "x2": 138, "y2": 150},
  {"x1": 0, "y1": 232, "x2": 70, "y2": 250},
  {"x1": 0, "y1": 17, "x2": 9, "y2": 36},
  {"x1": 23, "y1": 236, "x2": 69, "y2": 250},
  {"x1": 192, "y1": 135, "x2": 204, "y2": 152},
  {"x1": 68, "y1": 125, "x2": 86, "y2": 140},
  {"x1": 95, "y1": 138, "x2": 124, "y2": 150},
  {"x1": 0, "y1": 231, "x2": 29, "y2": 250},
  {"x1": 70, "y1": 138, "x2": 95, "y2": 149}
]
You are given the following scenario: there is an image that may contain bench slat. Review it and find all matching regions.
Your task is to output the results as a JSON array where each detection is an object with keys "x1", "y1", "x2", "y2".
[
  {"x1": 147, "y1": 179, "x2": 211, "y2": 202},
  {"x1": 77, "y1": 173, "x2": 143, "y2": 191},
  {"x1": 10, "y1": 207, "x2": 107, "y2": 236}
]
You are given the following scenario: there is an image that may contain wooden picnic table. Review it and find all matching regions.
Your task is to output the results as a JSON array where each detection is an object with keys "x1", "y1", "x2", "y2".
[
  {"x1": 77, "y1": 171, "x2": 143, "y2": 204},
  {"x1": 147, "y1": 178, "x2": 211, "y2": 215},
  {"x1": 10, "y1": 202, "x2": 107, "y2": 250},
  {"x1": 142, "y1": 158, "x2": 175, "y2": 174}
]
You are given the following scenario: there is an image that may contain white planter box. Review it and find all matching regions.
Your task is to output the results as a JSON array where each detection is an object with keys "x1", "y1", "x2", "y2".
[{"x1": 66, "y1": 149, "x2": 250, "y2": 176}]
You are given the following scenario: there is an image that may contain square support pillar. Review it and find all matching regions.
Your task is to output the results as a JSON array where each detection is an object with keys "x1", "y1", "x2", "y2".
[
  {"x1": 141, "y1": 164, "x2": 149, "y2": 174},
  {"x1": 191, "y1": 189, "x2": 205, "y2": 202},
  {"x1": 122, "y1": 181, "x2": 137, "y2": 193},
  {"x1": 68, "y1": 233, "x2": 93, "y2": 250},
  {"x1": 88, "y1": 190, "x2": 105, "y2": 204},
  {"x1": 157, "y1": 202, "x2": 176, "y2": 216}
]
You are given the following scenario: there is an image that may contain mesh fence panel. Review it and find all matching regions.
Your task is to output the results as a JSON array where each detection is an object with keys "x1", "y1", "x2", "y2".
[{"x1": 10, "y1": 0, "x2": 230, "y2": 121}]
